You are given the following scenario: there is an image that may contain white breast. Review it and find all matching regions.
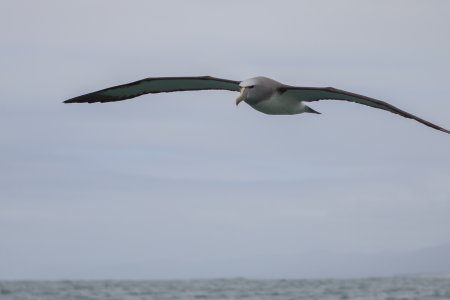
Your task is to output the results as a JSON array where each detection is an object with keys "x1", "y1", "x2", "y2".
[{"x1": 248, "y1": 93, "x2": 306, "y2": 115}]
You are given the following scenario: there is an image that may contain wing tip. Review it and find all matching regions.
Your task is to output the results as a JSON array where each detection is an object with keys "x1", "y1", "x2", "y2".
[
  {"x1": 440, "y1": 128, "x2": 450, "y2": 135},
  {"x1": 62, "y1": 92, "x2": 118, "y2": 104},
  {"x1": 63, "y1": 97, "x2": 94, "y2": 104}
]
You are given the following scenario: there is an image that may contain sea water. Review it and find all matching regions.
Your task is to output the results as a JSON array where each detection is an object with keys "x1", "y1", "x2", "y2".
[{"x1": 1, "y1": 277, "x2": 449, "y2": 300}]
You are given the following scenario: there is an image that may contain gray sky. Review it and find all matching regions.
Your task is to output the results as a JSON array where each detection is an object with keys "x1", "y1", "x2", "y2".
[{"x1": 1, "y1": 0, "x2": 450, "y2": 279}]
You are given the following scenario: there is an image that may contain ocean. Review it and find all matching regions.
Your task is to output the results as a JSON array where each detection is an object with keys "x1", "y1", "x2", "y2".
[{"x1": 1, "y1": 277, "x2": 449, "y2": 300}]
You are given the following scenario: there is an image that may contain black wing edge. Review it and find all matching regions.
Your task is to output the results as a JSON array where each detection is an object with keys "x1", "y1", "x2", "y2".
[
  {"x1": 63, "y1": 76, "x2": 241, "y2": 104},
  {"x1": 279, "y1": 86, "x2": 450, "y2": 135}
]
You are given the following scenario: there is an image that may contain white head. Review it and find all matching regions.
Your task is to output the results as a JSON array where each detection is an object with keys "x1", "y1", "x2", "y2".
[{"x1": 236, "y1": 76, "x2": 283, "y2": 106}]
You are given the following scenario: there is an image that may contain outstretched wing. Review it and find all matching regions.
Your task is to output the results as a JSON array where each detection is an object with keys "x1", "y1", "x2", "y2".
[
  {"x1": 279, "y1": 86, "x2": 450, "y2": 134},
  {"x1": 64, "y1": 76, "x2": 241, "y2": 103}
]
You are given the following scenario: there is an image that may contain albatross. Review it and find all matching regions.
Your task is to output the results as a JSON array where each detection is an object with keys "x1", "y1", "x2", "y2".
[{"x1": 64, "y1": 76, "x2": 450, "y2": 134}]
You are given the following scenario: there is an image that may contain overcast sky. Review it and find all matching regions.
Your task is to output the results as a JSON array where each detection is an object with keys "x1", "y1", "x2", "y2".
[{"x1": 1, "y1": 0, "x2": 450, "y2": 279}]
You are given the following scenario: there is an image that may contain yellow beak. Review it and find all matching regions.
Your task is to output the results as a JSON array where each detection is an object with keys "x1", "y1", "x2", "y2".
[{"x1": 236, "y1": 87, "x2": 248, "y2": 106}]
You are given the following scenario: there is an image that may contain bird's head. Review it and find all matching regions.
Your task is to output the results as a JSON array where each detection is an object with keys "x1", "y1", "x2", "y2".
[{"x1": 236, "y1": 76, "x2": 280, "y2": 106}]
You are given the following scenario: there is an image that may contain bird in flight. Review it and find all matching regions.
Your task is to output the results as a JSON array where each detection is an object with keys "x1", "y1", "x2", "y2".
[{"x1": 64, "y1": 76, "x2": 450, "y2": 134}]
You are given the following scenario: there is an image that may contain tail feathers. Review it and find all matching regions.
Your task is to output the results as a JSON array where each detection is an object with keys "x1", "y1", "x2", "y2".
[{"x1": 305, "y1": 105, "x2": 321, "y2": 114}]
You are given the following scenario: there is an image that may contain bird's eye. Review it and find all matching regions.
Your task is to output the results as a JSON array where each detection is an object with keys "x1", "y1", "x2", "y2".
[{"x1": 247, "y1": 85, "x2": 255, "y2": 89}]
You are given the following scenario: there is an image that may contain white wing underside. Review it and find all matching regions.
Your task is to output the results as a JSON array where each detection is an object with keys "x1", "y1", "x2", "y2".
[
  {"x1": 64, "y1": 76, "x2": 240, "y2": 103},
  {"x1": 281, "y1": 86, "x2": 450, "y2": 134}
]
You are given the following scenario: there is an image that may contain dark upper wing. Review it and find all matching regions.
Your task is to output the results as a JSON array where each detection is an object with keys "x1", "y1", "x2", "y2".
[
  {"x1": 279, "y1": 86, "x2": 450, "y2": 134},
  {"x1": 64, "y1": 76, "x2": 241, "y2": 103}
]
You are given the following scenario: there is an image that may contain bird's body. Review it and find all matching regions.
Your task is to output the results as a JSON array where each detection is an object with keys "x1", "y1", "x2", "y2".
[
  {"x1": 249, "y1": 92, "x2": 307, "y2": 115},
  {"x1": 64, "y1": 75, "x2": 450, "y2": 135},
  {"x1": 237, "y1": 77, "x2": 304, "y2": 115}
]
